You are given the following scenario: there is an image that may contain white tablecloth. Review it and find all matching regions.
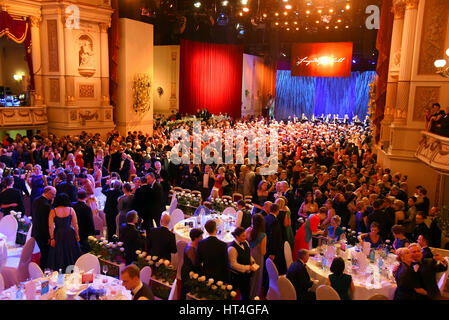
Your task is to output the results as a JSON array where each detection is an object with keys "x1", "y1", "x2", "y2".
[
  {"x1": 0, "y1": 273, "x2": 131, "y2": 300},
  {"x1": 174, "y1": 214, "x2": 236, "y2": 244},
  {"x1": 306, "y1": 255, "x2": 397, "y2": 300},
  {"x1": 0, "y1": 233, "x2": 7, "y2": 272}
]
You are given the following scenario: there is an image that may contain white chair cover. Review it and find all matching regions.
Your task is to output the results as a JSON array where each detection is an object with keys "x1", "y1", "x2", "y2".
[
  {"x1": 140, "y1": 266, "x2": 152, "y2": 286},
  {"x1": 0, "y1": 212, "x2": 3, "y2": 222},
  {"x1": 75, "y1": 253, "x2": 100, "y2": 274},
  {"x1": 28, "y1": 261, "x2": 44, "y2": 280},
  {"x1": 0, "y1": 273, "x2": 4, "y2": 291},
  {"x1": 0, "y1": 215, "x2": 18, "y2": 244},
  {"x1": 1, "y1": 237, "x2": 35, "y2": 288},
  {"x1": 168, "y1": 194, "x2": 178, "y2": 216},
  {"x1": 222, "y1": 207, "x2": 237, "y2": 217},
  {"x1": 316, "y1": 285, "x2": 341, "y2": 300},
  {"x1": 278, "y1": 275, "x2": 296, "y2": 300},
  {"x1": 168, "y1": 278, "x2": 178, "y2": 300},
  {"x1": 368, "y1": 294, "x2": 389, "y2": 300},
  {"x1": 438, "y1": 257, "x2": 449, "y2": 296},
  {"x1": 284, "y1": 241, "x2": 293, "y2": 270},
  {"x1": 93, "y1": 215, "x2": 104, "y2": 240},
  {"x1": 26, "y1": 225, "x2": 40, "y2": 254},
  {"x1": 265, "y1": 258, "x2": 280, "y2": 300},
  {"x1": 115, "y1": 214, "x2": 121, "y2": 238},
  {"x1": 153, "y1": 219, "x2": 157, "y2": 228},
  {"x1": 169, "y1": 209, "x2": 185, "y2": 231},
  {"x1": 176, "y1": 240, "x2": 188, "y2": 280}
]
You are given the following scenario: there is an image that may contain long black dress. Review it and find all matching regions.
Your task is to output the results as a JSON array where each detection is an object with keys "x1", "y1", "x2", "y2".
[{"x1": 47, "y1": 213, "x2": 82, "y2": 272}]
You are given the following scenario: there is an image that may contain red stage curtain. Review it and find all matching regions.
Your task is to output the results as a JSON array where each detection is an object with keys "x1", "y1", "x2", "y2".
[
  {"x1": 0, "y1": 11, "x2": 34, "y2": 90},
  {"x1": 375, "y1": 0, "x2": 394, "y2": 143},
  {"x1": 180, "y1": 39, "x2": 244, "y2": 118},
  {"x1": 109, "y1": 0, "x2": 120, "y2": 112}
]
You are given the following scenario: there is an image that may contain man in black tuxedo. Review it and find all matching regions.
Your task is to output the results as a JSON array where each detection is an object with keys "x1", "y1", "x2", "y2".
[
  {"x1": 428, "y1": 207, "x2": 442, "y2": 248},
  {"x1": 56, "y1": 173, "x2": 78, "y2": 203},
  {"x1": 41, "y1": 151, "x2": 60, "y2": 174},
  {"x1": 146, "y1": 172, "x2": 165, "y2": 228},
  {"x1": 411, "y1": 213, "x2": 430, "y2": 243},
  {"x1": 415, "y1": 187, "x2": 430, "y2": 216},
  {"x1": 102, "y1": 179, "x2": 124, "y2": 241},
  {"x1": 410, "y1": 243, "x2": 448, "y2": 300},
  {"x1": 286, "y1": 249, "x2": 316, "y2": 300},
  {"x1": 0, "y1": 176, "x2": 25, "y2": 215},
  {"x1": 12, "y1": 169, "x2": 29, "y2": 197},
  {"x1": 119, "y1": 152, "x2": 131, "y2": 182},
  {"x1": 121, "y1": 265, "x2": 154, "y2": 300},
  {"x1": 196, "y1": 219, "x2": 229, "y2": 283},
  {"x1": 119, "y1": 211, "x2": 146, "y2": 265},
  {"x1": 418, "y1": 234, "x2": 434, "y2": 259},
  {"x1": 31, "y1": 186, "x2": 56, "y2": 270},
  {"x1": 72, "y1": 190, "x2": 95, "y2": 253},
  {"x1": 146, "y1": 213, "x2": 177, "y2": 261},
  {"x1": 279, "y1": 181, "x2": 297, "y2": 230},
  {"x1": 264, "y1": 203, "x2": 286, "y2": 275}
]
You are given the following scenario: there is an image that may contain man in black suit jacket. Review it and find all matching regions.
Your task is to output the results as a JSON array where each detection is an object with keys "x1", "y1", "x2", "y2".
[
  {"x1": 31, "y1": 186, "x2": 56, "y2": 270},
  {"x1": 102, "y1": 179, "x2": 124, "y2": 241},
  {"x1": 56, "y1": 173, "x2": 78, "y2": 203},
  {"x1": 0, "y1": 176, "x2": 25, "y2": 215},
  {"x1": 287, "y1": 249, "x2": 316, "y2": 300},
  {"x1": 41, "y1": 152, "x2": 60, "y2": 174},
  {"x1": 196, "y1": 219, "x2": 229, "y2": 283},
  {"x1": 121, "y1": 265, "x2": 154, "y2": 300},
  {"x1": 146, "y1": 172, "x2": 165, "y2": 228},
  {"x1": 410, "y1": 244, "x2": 448, "y2": 299},
  {"x1": 72, "y1": 190, "x2": 95, "y2": 253},
  {"x1": 411, "y1": 213, "x2": 430, "y2": 243},
  {"x1": 119, "y1": 211, "x2": 146, "y2": 265},
  {"x1": 280, "y1": 181, "x2": 297, "y2": 230},
  {"x1": 119, "y1": 152, "x2": 131, "y2": 182},
  {"x1": 146, "y1": 213, "x2": 177, "y2": 261},
  {"x1": 264, "y1": 203, "x2": 286, "y2": 275},
  {"x1": 428, "y1": 207, "x2": 442, "y2": 248},
  {"x1": 367, "y1": 199, "x2": 393, "y2": 241},
  {"x1": 418, "y1": 234, "x2": 434, "y2": 259},
  {"x1": 12, "y1": 169, "x2": 29, "y2": 197}
]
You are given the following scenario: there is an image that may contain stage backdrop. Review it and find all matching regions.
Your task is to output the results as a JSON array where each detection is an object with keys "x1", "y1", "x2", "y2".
[
  {"x1": 179, "y1": 39, "x2": 243, "y2": 118},
  {"x1": 275, "y1": 70, "x2": 376, "y2": 120},
  {"x1": 291, "y1": 42, "x2": 353, "y2": 78}
]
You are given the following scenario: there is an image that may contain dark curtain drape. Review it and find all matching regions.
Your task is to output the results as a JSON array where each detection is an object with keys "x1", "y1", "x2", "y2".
[
  {"x1": 0, "y1": 11, "x2": 34, "y2": 90},
  {"x1": 275, "y1": 70, "x2": 376, "y2": 120},
  {"x1": 109, "y1": 0, "x2": 120, "y2": 112},
  {"x1": 375, "y1": 0, "x2": 394, "y2": 143},
  {"x1": 179, "y1": 39, "x2": 243, "y2": 118}
]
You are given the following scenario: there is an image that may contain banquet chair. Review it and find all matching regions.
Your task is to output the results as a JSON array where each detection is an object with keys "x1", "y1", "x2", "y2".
[
  {"x1": 168, "y1": 194, "x2": 178, "y2": 216},
  {"x1": 284, "y1": 242, "x2": 293, "y2": 270},
  {"x1": 0, "y1": 215, "x2": 18, "y2": 245},
  {"x1": 194, "y1": 205, "x2": 210, "y2": 216},
  {"x1": 222, "y1": 195, "x2": 232, "y2": 202},
  {"x1": 191, "y1": 190, "x2": 202, "y2": 197},
  {"x1": 168, "y1": 279, "x2": 178, "y2": 300},
  {"x1": 28, "y1": 262, "x2": 44, "y2": 280},
  {"x1": 232, "y1": 193, "x2": 243, "y2": 202},
  {"x1": 244, "y1": 196, "x2": 252, "y2": 201},
  {"x1": 244, "y1": 199, "x2": 252, "y2": 206},
  {"x1": 0, "y1": 273, "x2": 4, "y2": 291},
  {"x1": 169, "y1": 209, "x2": 185, "y2": 231},
  {"x1": 140, "y1": 266, "x2": 152, "y2": 286},
  {"x1": 176, "y1": 240, "x2": 188, "y2": 281},
  {"x1": 222, "y1": 207, "x2": 237, "y2": 217},
  {"x1": 278, "y1": 276, "x2": 296, "y2": 300},
  {"x1": 182, "y1": 189, "x2": 191, "y2": 194},
  {"x1": 115, "y1": 214, "x2": 121, "y2": 238},
  {"x1": 173, "y1": 187, "x2": 183, "y2": 193},
  {"x1": 438, "y1": 257, "x2": 449, "y2": 296},
  {"x1": 265, "y1": 258, "x2": 280, "y2": 300},
  {"x1": 75, "y1": 253, "x2": 100, "y2": 274},
  {"x1": 93, "y1": 215, "x2": 105, "y2": 240},
  {"x1": 316, "y1": 285, "x2": 341, "y2": 300},
  {"x1": 1, "y1": 237, "x2": 35, "y2": 289},
  {"x1": 368, "y1": 294, "x2": 389, "y2": 300},
  {"x1": 203, "y1": 202, "x2": 212, "y2": 210}
]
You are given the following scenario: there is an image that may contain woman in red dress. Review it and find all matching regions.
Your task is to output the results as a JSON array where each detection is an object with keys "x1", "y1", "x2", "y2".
[
  {"x1": 211, "y1": 166, "x2": 225, "y2": 197},
  {"x1": 293, "y1": 209, "x2": 327, "y2": 261},
  {"x1": 75, "y1": 146, "x2": 84, "y2": 168}
]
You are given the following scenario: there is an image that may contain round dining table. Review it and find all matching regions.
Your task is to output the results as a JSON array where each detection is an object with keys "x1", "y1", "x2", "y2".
[
  {"x1": 174, "y1": 214, "x2": 236, "y2": 244},
  {"x1": 0, "y1": 273, "x2": 131, "y2": 300}
]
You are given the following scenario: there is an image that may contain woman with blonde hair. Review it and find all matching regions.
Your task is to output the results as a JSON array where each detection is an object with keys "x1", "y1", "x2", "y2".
[
  {"x1": 393, "y1": 247, "x2": 427, "y2": 300},
  {"x1": 393, "y1": 199, "x2": 406, "y2": 225},
  {"x1": 275, "y1": 197, "x2": 294, "y2": 249}
]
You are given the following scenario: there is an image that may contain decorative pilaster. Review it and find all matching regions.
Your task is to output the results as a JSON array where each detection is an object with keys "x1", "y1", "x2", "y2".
[
  {"x1": 169, "y1": 49, "x2": 178, "y2": 113},
  {"x1": 30, "y1": 16, "x2": 44, "y2": 105},
  {"x1": 61, "y1": 15, "x2": 75, "y2": 106},
  {"x1": 100, "y1": 22, "x2": 110, "y2": 106}
]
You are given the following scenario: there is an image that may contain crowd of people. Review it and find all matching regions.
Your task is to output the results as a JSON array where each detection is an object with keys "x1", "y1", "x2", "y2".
[
  {"x1": 425, "y1": 103, "x2": 449, "y2": 137},
  {"x1": 0, "y1": 112, "x2": 447, "y2": 300}
]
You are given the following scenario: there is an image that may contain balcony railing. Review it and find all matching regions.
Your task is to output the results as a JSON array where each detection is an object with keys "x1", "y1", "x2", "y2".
[
  {"x1": 416, "y1": 131, "x2": 449, "y2": 174},
  {"x1": 0, "y1": 106, "x2": 47, "y2": 127}
]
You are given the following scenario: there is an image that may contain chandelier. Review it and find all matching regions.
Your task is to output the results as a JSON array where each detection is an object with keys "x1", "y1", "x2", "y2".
[{"x1": 434, "y1": 48, "x2": 449, "y2": 78}]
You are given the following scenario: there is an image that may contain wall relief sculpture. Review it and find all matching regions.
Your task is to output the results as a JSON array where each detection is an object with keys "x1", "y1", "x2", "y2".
[{"x1": 78, "y1": 35, "x2": 96, "y2": 77}]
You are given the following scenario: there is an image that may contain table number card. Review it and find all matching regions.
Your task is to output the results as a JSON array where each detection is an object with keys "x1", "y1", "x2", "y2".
[{"x1": 41, "y1": 280, "x2": 49, "y2": 295}]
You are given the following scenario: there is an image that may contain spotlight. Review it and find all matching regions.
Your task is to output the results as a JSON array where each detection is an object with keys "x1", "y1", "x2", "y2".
[
  {"x1": 317, "y1": 9, "x2": 322, "y2": 13},
  {"x1": 239, "y1": 12, "x2": 243, "y2": 16},
  {"x1": 222, "y1": 0, "x2": 228, "y2": 5},
  {"x1": 275, "y1": 22, "x2": 279, "y2": 26},
  {"x1": 194, "y1": 1, "x2": 201, "y2": 8},
  {"x1": 345, "y1": 25, "x2": 349, "y2": 28},
  {"x1": 329, "y1": 8, "x2": 334, "y2": 13},
  {"x1": 241, "y1": 0, "x2": 248, "y2": 5},
  {"x1": 325, "y1": 26, "x2": 329, "y2": 29},
  {"x1": 285, "y1": 4, "x2": 292, "y2": 10},
  {"x1": 335, "y1": 26, "x2": 338, "y2": 29},
  {"x1": 346, "y1": 4, "x2": 351, "y2": 10},
  {"x1": 286, "y1": 27, "x2": 290, "y2": 31},
  {"x1": 284, "y1": 11, "x2": 288, "y2": 15},
  {"x1": 285, "y1": 21, "x2": 289, "y2": 25},
  {"x1": 352, "y1": 59, "x2": 356, "y2": 64},
  {"x1": 281, "y1": 52, "x2": 287, "y2": 57},
  {"x1": 337, "y1": 19, "x2": 342, "y2": 23},
  {"x1": 296, "y1": 27, "x2": 299, "y2": 30},
  {"x1": 306, "y1": 10, "x2": 310, "y2": 14},
  {"x1": 315, "y1": 20, "x2": 319, "y2": 23},
  {"x1": 243, "y1": 7, "x2": 249, "y2": 12},
  {"x1": 263, "y1": 13, "x2": 267, "y2": 18},
  {"x1": 275, "y1": 12, "x2": 279, "y2": 16},
  {"x1": 294, "y1": 21, "x2": 298, "y2": 24}
]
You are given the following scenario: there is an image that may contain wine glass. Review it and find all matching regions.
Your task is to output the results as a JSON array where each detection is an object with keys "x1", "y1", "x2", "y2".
[
  {"x1": 102, "y1": 265, "x2": 108, "y2": 277},
  {"x1": 44, "y1": 268, "x2": 51, "y2": 278}
]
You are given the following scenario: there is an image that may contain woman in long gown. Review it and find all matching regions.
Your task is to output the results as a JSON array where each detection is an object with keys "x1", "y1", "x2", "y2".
[
  {"x1": 275, "y1": 197, "x2": 294, "y2": 250},
  {"x1": 28, "y1": 165, "x2": 47, "y2": 214},
  {"x1": 79, "y1": 173, "x2": 98, "y2": 216},
  {"x1": 246, "y1": 213, "x2": 266, "y2": 299},
  {"x1": 293, "y1": 210, "x2": 327, "y2": 261},
  {"x1": 116, "y1": 183, "x2": 134, "y2": 232},
  {"x1": 47, "y1": 193, "x2": 82, "y2": 272},
  {"x1": 180, "y1": 228, "x2": 203, "y2": 300}
]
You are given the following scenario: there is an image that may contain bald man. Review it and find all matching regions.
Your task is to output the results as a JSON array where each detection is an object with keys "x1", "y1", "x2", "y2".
[{"x1": 146, "y1": 213, "x2": 177, "y2": 261}]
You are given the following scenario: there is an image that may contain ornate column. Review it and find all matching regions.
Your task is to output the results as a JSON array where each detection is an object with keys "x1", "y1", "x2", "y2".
[
  {"x1": 100, "y1": 22, "x2": 110, "y2": 106},
  {"x1": 393, "y1": 0, "x2": 419, "y2": 125},
  {"x1": 62, "y1": 15, "x2": 75, "y2": 106},
  {"x1": 30, "y1": 16, "x2": 44, "y2": 105},
  {"x1": 169, "y1": 48, "x2": 178, "y2": 113}
]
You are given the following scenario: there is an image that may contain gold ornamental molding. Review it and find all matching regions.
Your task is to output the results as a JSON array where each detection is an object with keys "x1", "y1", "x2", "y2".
[
  {"x1": 405, "y1": 0, "x2": 419, "y2": 10},
  {"x1": 79, "y1": 110, "x2": 99, "y2": 121},
  {"x1": 392, "y1": 0, "x2": 406, "y2": 19}
]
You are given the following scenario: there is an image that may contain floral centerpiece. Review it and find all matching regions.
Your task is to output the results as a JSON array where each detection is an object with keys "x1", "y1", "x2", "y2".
[
  {"x1": 135, "y1": 251, "x2": 176, "y2": 285},
  {"x1": 175, "y1": 191, "x2": 201, "y2": 216},
  {"x1": 132, "y1": 73, "x2": 152, "y2": 113},
  {"x1": 210, "y1": 197, "x2": 237, "y2": 213},
  {"x1": 10, "y1": 211, "x2": 31, "y2": 245},
  {"x1": 342, "y1": 227, "x2": 358, "y2": 246},
  {"x1": 186, "y1": 273, "x2": 237, "y2": 300},
  {"x1": 88, "y1": 236, "x2": 126, "y2": 278}
]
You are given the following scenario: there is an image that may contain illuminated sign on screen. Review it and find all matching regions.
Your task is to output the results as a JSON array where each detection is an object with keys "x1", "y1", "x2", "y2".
[{"x1": 291, "y1": 42, "x2": 353, "y2": 77}]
